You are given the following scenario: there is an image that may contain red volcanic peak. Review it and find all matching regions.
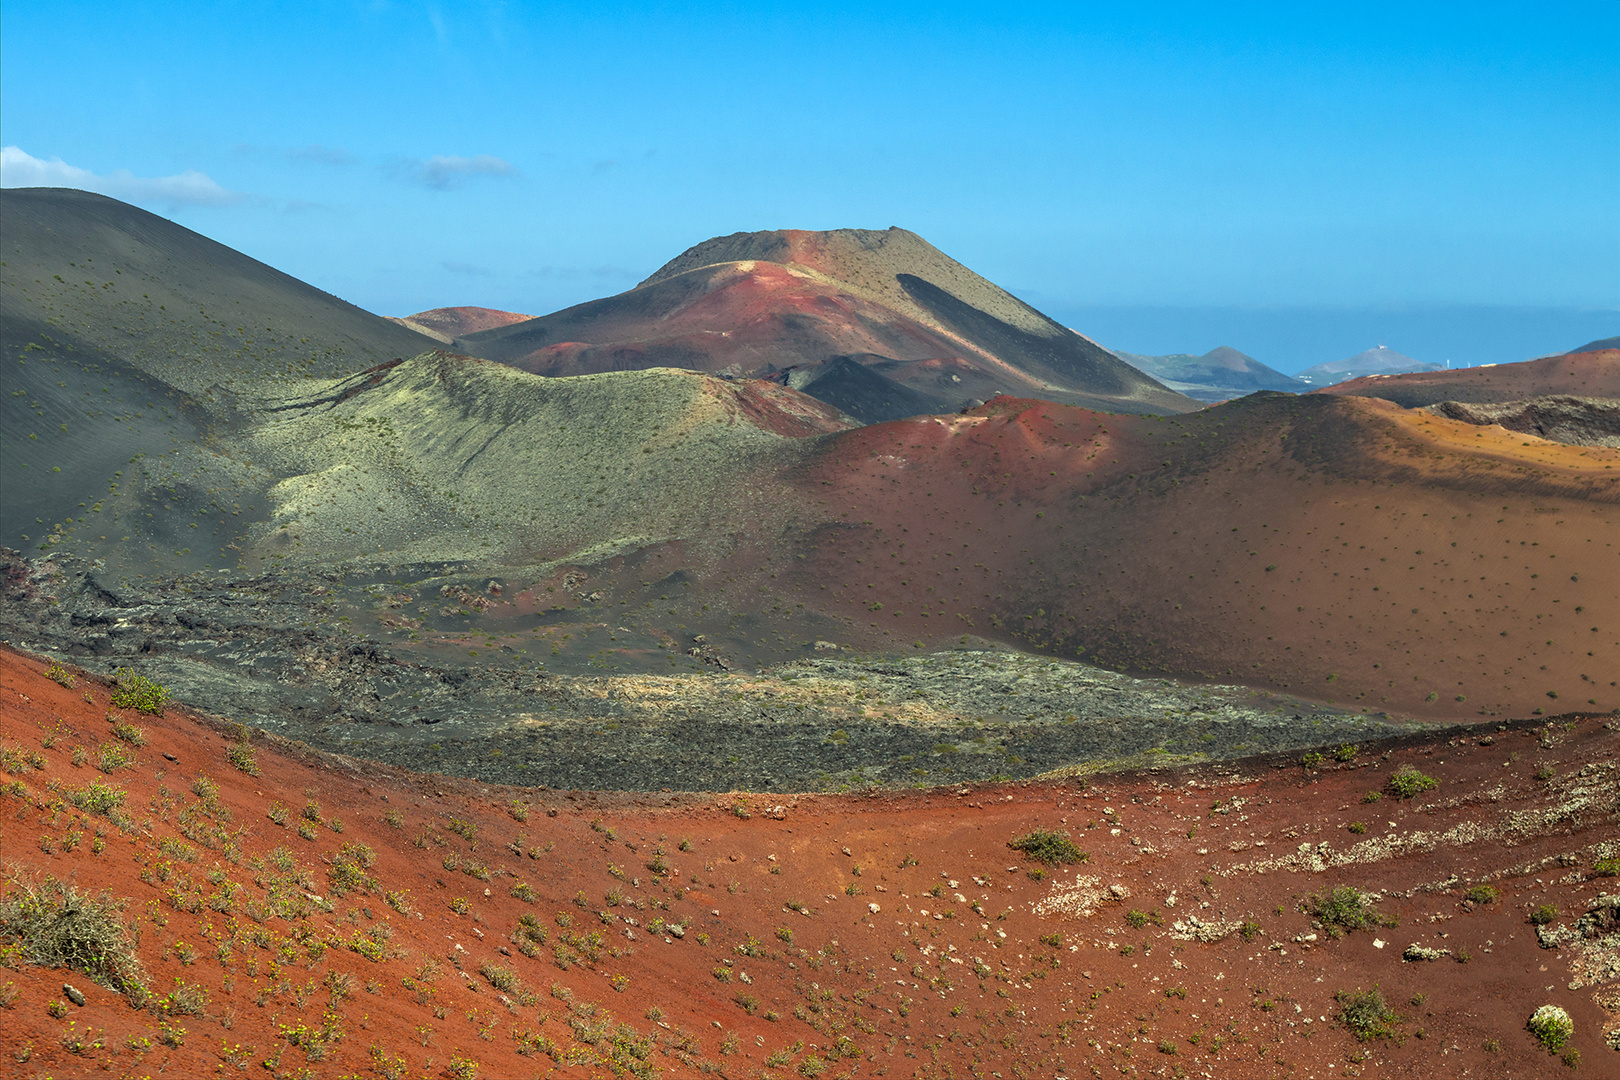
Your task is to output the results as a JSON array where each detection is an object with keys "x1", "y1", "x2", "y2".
[{"x1": 398, "y1": 305, "x2": 535, "y2": 338}]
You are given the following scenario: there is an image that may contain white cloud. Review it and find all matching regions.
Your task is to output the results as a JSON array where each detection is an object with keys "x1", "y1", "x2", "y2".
[
  {"x1": 0, "y1": 146, "x2": 243, "y2": 208},
  {"x1": 393, "y1": 153, "x2": 518, "y2": 190}
]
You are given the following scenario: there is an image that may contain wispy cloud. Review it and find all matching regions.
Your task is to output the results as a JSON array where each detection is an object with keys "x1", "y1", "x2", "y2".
[
  {"x1": 0, "y1": 146, "x2": 244, "y2": 208},
  {"x1": 285, "y1": 144, "x2": 356, "y2": 167},
  {"x1": 390, "y1": 153, "x2": 518, "y2": 190},
  {"x1": 441, "y1": 260, "x2": 492, "y2": 276}
]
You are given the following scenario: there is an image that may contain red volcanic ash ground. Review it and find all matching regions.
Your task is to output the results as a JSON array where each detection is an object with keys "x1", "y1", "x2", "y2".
[
  {"x1": 786, "y1": 391, "x2": 1619, "y2": 724},
  {"x1": 3, "y1": 647, "x2": 1618, "y2": 1079}
]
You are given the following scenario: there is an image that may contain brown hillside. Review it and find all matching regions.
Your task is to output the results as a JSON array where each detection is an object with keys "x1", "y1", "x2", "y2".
[
  {"x1": 393, "y1": 306, "x2": 535, "y2": 341},
  {"x1": 1316, "y1": 350, "x2": 1620, "y2": 407},
  {"x1": 776, "y1": 392, "x2": 1619, "y2": 723},
  {"x1": 3, "y1": 647, "x2": 1616, "y2": 1079}
]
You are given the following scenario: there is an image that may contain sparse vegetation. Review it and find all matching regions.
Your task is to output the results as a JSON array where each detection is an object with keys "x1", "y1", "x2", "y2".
[
  {"x1": 226, "y1": 739, "x2": 258, "y2": 776},
  {"x1": 109, "y1": 668, "x2": 168, "y2": 714},
  {"x1": 1337, "y1": 986, "x2": 1400, "y2": 1042},
  {"x1": 1386, "y1": 764, "x2": 1438, "y2": 799},
  {"x1": 1008, "y1": 829, "x2": 1087, "y2": 865},
  {"x1": 1306, "y1": 886, "x2": 1394, "y2": 934},
  {"x1": 1527, "y1": 1004, "x2": 1573, "y2": 1052},
  {"x1": 1463, "y1": 884, "x2": 1499, "y2": 905},
  {"x1": 0, "y1": 874, "x2": 145, "y2": 998}
]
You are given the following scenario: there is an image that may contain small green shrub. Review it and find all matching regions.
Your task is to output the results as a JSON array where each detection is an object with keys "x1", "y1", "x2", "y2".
[
  {"x1": 1336, "y1": 986, "x2": 1400, "y2": 1042},
  {"x1": 1386, "y1": 764, "x2": 1438, "y2": 799},
  {"x1": 65, "y1": 780, "x2": 125, "y2": 817},
  {"x1": 225, "y1": 741, "x2": 258, "y2": 776},
  {"x1": 109, "y1": 668, "x2": 168, "y2": 714},
  {"x1": 1008, "y1": 829, "x2": 1087, "y2": 865},
  {"x1": 1592, "y1": 858, "x2": 1619, "y2": 877},
  {"x1": 97, "y1": 742, "x2": 136, "y2": 773},
  {"x1": 1124, "y1": 909, "x2": 1162, "y2": 929},
  {"x1": 1529, "y1": 904, "x2": 1558, "y2": 926},
  {"x1": 1527, "y1": 1004, "x2": 1573, "y2": 1052},
  {"x1": 44, "y1": 662, "x2": 76, "y2": 688},
  {"x1": 110, "y1": 723, "x2": 145, "y2": 747},
  {"x1": 1301, "y1": 751, "x2": 1325, "y2": 769},
  {"x1": 1348, "y1": 821, "x2": 1367, "y2": 835},
  {"x1": 1463, "y1": 885, "x2": 1499, "y2": 905},
  {"x1": 1306, "y1": 886, "x2": 1393, "y2": 933}
]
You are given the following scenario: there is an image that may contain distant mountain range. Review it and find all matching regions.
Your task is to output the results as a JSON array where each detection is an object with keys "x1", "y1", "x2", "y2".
[
  {"x1": 416, "y1": 227, "x2": 1196, "y2": 422},
  {"x1": 1294, "y1": 344, "x2": 1442, "y2": 386},
  {"x1": 1568, "y1": 335, "x2": 1620, "y2": 354},
  {"x1": 1108, "y1": 345, "x2": 1306, "y2": 402}
]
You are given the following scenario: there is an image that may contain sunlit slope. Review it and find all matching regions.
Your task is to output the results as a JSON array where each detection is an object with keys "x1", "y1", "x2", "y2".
[
  {"x1": 789, "y1": 392, "x2": 1619, "y2": 720},
  {"x1": 239, "y1": 353, "x2": 853, "y2": 568}
]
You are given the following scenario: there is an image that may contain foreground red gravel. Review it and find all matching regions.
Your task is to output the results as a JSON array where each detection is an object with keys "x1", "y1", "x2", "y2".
[{"x1": 2, "y1": 644, "x2": 1616, "y2": 1079}]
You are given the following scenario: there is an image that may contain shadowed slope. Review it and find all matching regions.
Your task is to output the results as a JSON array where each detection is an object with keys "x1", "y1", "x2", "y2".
[
  {"x1": 458, "y1": 227, "x2": 1195, "y2": 418},
  {"x1": 0, "y1": 188, "x2": 439, "y2": 556},
  {"x1": 784, "y1": 392, "x2": 1619, "y2": 722}
]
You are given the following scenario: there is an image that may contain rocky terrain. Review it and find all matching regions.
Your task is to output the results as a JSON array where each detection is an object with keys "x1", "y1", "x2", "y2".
[{"x1": 0, "y1": 551, "x2": 1403, "y2": 791}]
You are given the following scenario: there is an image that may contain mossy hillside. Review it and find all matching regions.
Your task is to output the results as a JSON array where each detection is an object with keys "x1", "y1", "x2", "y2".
[{"x1": 244, "y1": 355, "x2": 831, "y2": 569}]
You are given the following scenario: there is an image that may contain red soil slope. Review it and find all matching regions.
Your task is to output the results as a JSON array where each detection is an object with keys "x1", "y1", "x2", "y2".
[
  {"x1": 781, "y1": 392, "x2": 1619, "y2": 723},
  {"x1": 1317, "y1": 350, "x2": 1620, "y2": 408},
  {"x1": 3, "y1": 648, "x2": 1616, "y2": 1079}
]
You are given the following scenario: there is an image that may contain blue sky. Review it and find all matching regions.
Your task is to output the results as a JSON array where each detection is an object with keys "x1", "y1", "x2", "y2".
[{"x1": 2, "y1": 1, "x2": 1615, "y2": 372}]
